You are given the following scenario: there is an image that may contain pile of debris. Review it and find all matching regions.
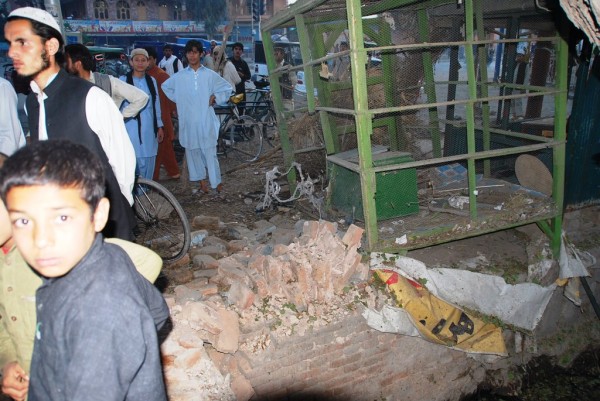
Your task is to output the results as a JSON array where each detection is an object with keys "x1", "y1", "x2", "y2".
[{"x1": 161, "y1": 218, "x2": 375, "y2": 400}]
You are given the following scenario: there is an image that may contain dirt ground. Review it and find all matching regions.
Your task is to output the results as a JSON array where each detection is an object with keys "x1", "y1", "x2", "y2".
[{"x1": 159, "y1": 141, "x2": 326, "y2": 234}]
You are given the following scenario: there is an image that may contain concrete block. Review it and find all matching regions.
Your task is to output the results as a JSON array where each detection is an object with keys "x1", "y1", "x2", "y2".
[
  {"x1": 180, "y1": 302, "x2": 221, "y2": 335},
  {"x1": 185, "y1": 277, "x2": 209, "y2": 289},
  {"x1": 342, "y1": 224, "x2": 365, "y2": 248},
  {"x1": 294, "y1": 219, "x2": 306, "y2": 236},
  {"x1": 197, "y1": 244, "x2": 228, "y2": 259},
  {"x1": 190, "y1": 229, "x2": 208, "y2": 246},
  {"x1": 248, "y1": 270, "x2": 270, "y2": 298},
  {"x1": 227, "y1": 281, "x2": 256, "y2": 310},
  {"x1": 302, "y1": 220, "x2": 320, "y2": 240},
  {"x1": 173, "y1": 285, "x2": 206, "y2": 303},
  {"x1": 178, "y1": 328, "x2": 205, "y2": 349},
  {"x1": 191, "y1": 215, "x2": 222, "y2": 231},
  {"x1": 193, "y1": 268, "x2": 218, "y2": 279},
  {"x1": 228, "y1": 239, "x2": 249, "y2": 252},
  {"x1": 272, "y1": 243, "x2": 290, "y2": 257},
  {"x1": 272, "y1": 228, "x2": 297, "y2": 246},
  {"x1": 254, "y1": 243, "x2": 274, "y2": 255},
  {"x1": 215, "y1": 308, "x2": 240, "y2": 353},
  {"x1": 218, "y1": 258, "x2": 251, "y2": 287},
  {"x1": 166, "y1": 253, "x2": 191, "y2": 268},
  {"x1": 252, "y1": 219, "x2": 277, "y2": 241},
  {"x1": 192, "y1": 254, "x2": 219, "y2": 269},
  {"x1": 313, "y1": 259, "x2": 335, "y2": 303},
  {"x1": 318, "y1": 220, "x2": 338, "y2": 236},
  {"x1": 247, "y1": 254, "x2": 267, "y2": 275},
  {"x1": 169, "y1": 267, "x2": 194, "y2": 285},
  {"x1": 203, "y1": 235, "x2": 230, "y2": 249}
]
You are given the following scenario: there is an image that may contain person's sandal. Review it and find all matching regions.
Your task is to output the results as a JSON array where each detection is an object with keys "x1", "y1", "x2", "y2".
[
  {"x1": 200, "y1": 180, "x2": 210, "y2": 194},
  {"x1": 216, "y1": 183, "x2": 224, "y2": 193}
]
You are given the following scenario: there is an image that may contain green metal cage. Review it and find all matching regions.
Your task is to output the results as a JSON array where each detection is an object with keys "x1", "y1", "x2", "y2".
[{"x1": 262, "y1": 0, "x2": 568, "y2": 256}]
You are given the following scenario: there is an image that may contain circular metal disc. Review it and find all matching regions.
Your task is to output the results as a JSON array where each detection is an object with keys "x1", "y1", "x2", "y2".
[{"x1": 515, "y1": 154, "x2": 553, "y2": 196}]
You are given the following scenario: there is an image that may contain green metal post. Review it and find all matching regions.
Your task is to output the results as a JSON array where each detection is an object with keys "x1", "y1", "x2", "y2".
[
  {"x1": 263, "y1": 33, "x2": 297, "y2": 184},
  {"x1": 474, "y1": 0, "x2": 491, "y2": 177},
  {"x1": 346, "y1": 0, "x2": 377, "y2": 250},
  {"x1": 314, "y1": 24, "x2": 339, "y2": 153},
  {"x1": 550, "y1": 35, "x2": 568, "y2": 256},
  {"x1": 296, "y1": 14, "x2": 316, "y2": 114},
  {"x1": 464, "y1": 0, "x2": 478, "y2": 218},
  {"x1": 417, "y1": 9, "x2": 442, "y2": 158}
]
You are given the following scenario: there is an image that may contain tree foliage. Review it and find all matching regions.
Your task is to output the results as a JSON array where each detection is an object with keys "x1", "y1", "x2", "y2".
[{"x1": 186, "y1": 0, "x2": 227, "y2": 36}]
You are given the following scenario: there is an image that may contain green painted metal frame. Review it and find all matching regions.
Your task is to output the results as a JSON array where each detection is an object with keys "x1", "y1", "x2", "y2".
[{"x1": 261, "y1": 0, "x2": 566, "y2": 256}]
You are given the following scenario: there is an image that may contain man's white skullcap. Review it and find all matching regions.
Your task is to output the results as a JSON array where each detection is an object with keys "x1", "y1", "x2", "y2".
[{"x1": 8, "y1": 7, "x2": 62, "y2": 34}]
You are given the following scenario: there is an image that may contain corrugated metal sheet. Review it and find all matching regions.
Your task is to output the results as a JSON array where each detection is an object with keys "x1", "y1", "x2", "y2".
[{"x1": 565, "y1": 56, "x2": 600, "y2": 206}]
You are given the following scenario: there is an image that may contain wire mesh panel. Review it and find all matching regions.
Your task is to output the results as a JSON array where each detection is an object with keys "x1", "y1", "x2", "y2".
[{"x1": 262, "y1": 0, "x2": 566, "y2": 252}]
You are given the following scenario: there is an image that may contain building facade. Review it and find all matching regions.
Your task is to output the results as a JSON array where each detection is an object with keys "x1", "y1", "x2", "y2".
[{"x1": 6, "y1": 0, "x2": 289, "y2": 50}]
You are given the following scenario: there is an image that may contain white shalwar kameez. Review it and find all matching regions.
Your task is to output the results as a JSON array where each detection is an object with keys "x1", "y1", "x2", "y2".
[{"x1": 162, "y1": 66, "x2": 232, "y2": 188}]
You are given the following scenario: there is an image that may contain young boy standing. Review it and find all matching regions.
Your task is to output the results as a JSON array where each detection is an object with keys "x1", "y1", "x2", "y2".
[
  {"x1": 0, "y1": 141, "x2": 169, "y2": 400},
  {"x1": 0, "y1": 153, "x2": 165, "y2": 400},
  {"x1": 121, "y1": 48, "x2": 164, "y2": 180}
]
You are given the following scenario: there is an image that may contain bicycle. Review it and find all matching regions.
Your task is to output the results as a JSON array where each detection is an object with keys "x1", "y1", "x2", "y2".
[
  {"x1": 246, "y1": 87, "x2": 278, "y2": 147},
  {"x1": 217, "y1": 93, "x2": 263, "y2": 165},
  {"x1": 133, "y1": 177, "x2": 191, "y2": 263}
]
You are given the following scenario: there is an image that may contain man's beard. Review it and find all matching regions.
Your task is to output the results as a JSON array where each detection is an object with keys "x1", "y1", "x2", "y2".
[{"x1": 19, "y1": 48, "x2": 51, "y2": 79}]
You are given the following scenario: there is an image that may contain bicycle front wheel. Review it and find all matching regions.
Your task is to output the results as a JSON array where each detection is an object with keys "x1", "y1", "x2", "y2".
[
  {"x1": 133, "y1": 177, "x2": 191, "y2": 264},
  {"x1": 260, "y1": 109, "x2": 277, "y2": 147},
  {"x1": 227, "y1": 115, "x2": 263, "y2": 162}
]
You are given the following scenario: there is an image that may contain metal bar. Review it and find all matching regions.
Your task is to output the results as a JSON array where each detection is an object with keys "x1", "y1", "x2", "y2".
[
  {"x1": 326, "y1": 154, "x2": 361, "y2": 173},
  {"x1": 277, "y1": 36, "x2": 560, "y2": 73},
  {"x1": 314, "y1": 87, "x2": 563, "y2": 117},
  {"x1": 474, "y1": 0, "x2": 492, "y2": 178},
  {"x1": 354, "y1": 36, "x2": 558, "y2": 53},
  {"x1": 295, "y1": 14, "x2": 316, "y2": 113},
  {"x1": 262, "y1": 33, "x2": 297, "y2": 188},
  {"x1": 346, "y1": 0, "x2": 377, "y2": 250},
  {"x1": 325, "y1": 141, "x2": 563, "y2": 174},
  {"x1": 465, "y1": 0, "x2": 481, "y2": 219},
  {"x1": 418, "y1": 8, "x2": 442, "y2": 158},
  {"x1": 261, "y1": 0, "x2": 328, "y2": 31},
  {"x1": 550, "y1": 34, "x2": 568, "y2": 256},
  {"x1": 293, "y1": 145, "x2": 326, "y2": 155}
]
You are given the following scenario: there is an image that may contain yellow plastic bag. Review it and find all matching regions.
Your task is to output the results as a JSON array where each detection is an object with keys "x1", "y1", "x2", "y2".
[{"x1": 375, "y1": 270, "x2": 507, "y2": 355}]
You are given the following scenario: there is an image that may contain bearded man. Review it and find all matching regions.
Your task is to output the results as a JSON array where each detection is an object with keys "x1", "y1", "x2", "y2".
[{"x1": 4, "y1": 7, "x2": 137, "y2": 240}]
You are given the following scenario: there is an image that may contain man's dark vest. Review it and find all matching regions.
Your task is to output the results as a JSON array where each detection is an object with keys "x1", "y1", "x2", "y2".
[
  {"x1": 279, "y1": 61, "x2": 293, "y2": 100},
  {"x1": 26, "y1": 69, "x2": 134, "y2": 240},
  {"x1": 27, "y1": 70, "x2": 109, "y2": 163},
  {"x1": 92, "y1": 71, "x2": 112, "y2": 97},
  {"x1": 126, "y1": 72, "x2": 158, "y2": 143}
]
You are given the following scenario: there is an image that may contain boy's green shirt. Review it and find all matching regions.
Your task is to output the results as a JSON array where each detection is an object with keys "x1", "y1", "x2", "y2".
[{"x1": 0, "y1": 238, "x2": 163, "y2": 373}]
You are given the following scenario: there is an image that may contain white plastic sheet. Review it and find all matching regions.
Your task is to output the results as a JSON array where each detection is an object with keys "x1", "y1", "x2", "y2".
[{"x1": 369, "y1": 253, "x2": 556, "y2": 332}]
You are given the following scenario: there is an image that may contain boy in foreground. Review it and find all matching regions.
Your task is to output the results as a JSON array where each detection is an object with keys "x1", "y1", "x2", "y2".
[
  {"x1": 0, "y1": 141, "x2": 169, "y2": 400},
  {"x1": 0, "y1": 156, "x2": 165, "y2": 401}
]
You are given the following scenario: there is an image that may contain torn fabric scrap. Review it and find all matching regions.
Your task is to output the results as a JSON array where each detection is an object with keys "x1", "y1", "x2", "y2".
[{"x1": 372, "y1": 269, "x2": 507, "y2": 356}]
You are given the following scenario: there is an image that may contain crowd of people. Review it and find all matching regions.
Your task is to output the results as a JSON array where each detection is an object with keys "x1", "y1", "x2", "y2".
[{"x1": 0, "y1": 5, "x2": 271, "y2": 400}]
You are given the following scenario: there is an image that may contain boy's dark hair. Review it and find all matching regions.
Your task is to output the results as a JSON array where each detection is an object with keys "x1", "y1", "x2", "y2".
[
  {"x1": 232, "y1": 42, "x2": 243, "y2": 50},
  {"x1": 163, "y1": 44, "x2": 172, "y2": 51},
  {"x1": 184, "y1": 40, "x2": 203, "y2": 54},
  {"x1": 0, "y1": 140, "x2": 106, "y2": 213},
  {"x1": 64, "y1": 43, "x2": 95, "y2": 72},
  {"x1": 145, "y1": 46, "x2": 158, "y2": 60}
]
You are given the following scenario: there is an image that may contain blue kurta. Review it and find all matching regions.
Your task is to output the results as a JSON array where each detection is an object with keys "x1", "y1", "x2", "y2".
[
  {"x1": 162, "y1": 66, "x2": 232, "y2": 150},
  {"x1": 119, "y1": 75, "x2": 163, "y2": 158}
]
